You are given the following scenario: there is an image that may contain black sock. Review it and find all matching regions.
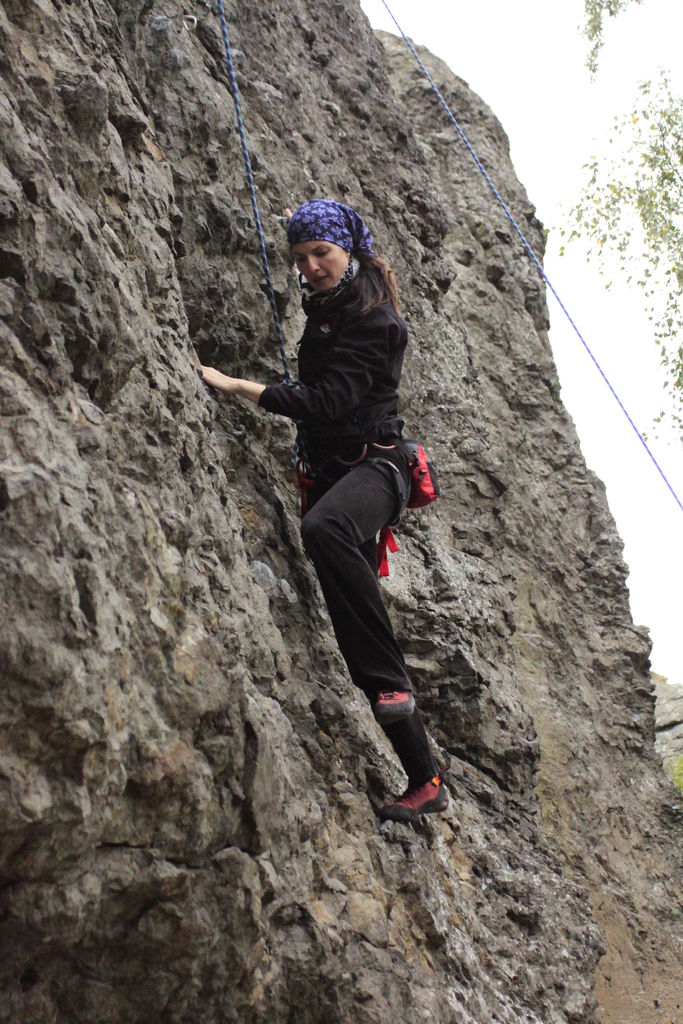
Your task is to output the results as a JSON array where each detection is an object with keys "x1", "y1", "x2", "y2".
[{"x1": 382, "y1": 708, "x2": 437, "y2": 788}]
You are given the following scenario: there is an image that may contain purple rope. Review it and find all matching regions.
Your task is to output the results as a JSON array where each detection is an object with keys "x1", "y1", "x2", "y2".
[{"x1": 379, "y1": 0, "x2": 682, "y2": 512}]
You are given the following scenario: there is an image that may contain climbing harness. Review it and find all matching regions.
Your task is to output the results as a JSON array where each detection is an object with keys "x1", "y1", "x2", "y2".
[
  {"x1": 294, "y1": 439, "x2": 436, "y2": 577},
  {"x1": 379, "y1": 0, "x2": 682, "y2": 514}
]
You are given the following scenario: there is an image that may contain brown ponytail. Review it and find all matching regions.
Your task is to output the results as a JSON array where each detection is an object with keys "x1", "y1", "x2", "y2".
[{"x1": 352, "y1": 252, "x2": 401, "y2": 315}]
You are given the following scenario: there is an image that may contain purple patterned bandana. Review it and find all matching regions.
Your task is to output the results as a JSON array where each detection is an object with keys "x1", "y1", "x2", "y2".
[{"x1": 287, "y1": 199, "x2": 375, "y2": 254}]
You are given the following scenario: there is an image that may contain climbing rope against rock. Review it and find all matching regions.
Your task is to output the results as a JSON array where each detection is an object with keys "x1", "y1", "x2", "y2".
[
  {"x1": 213, "y1": 1, "x2": 313, "y2": 471},
  {"x1": 214, "y1": 0, "x2": 291, "y2": 382},
  {"x1": 378, "y1": 0, "x2": 682, "y2": 513}
]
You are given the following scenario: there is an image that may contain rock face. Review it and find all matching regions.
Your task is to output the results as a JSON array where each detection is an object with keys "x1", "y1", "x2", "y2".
[
  {"x1": 654, "y1": 674, "x2": 683, "y2": 778},
  {"x1": 0, "y1": 3, "x2": 680, "y2": 1023}
]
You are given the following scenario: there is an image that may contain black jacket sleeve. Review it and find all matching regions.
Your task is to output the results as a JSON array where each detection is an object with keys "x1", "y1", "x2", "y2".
[{"x1": 258, "y1": 310, "x2": 390, "y2": 423}]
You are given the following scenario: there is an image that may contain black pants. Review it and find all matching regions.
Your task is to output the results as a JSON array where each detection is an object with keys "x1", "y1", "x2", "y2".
[{"x1": 300, "y1": 453, "x2": 438, "y2": 788}]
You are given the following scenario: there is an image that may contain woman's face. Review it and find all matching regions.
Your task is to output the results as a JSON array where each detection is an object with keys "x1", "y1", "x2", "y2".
[{"x1": 291, "y1": 239, "x2": 350, "y2": 292}]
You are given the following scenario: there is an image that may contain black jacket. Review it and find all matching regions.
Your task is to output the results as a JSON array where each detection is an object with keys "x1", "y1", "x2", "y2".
[{"x1": 259, "y1": 293, "x2": 408, "y2": 460}]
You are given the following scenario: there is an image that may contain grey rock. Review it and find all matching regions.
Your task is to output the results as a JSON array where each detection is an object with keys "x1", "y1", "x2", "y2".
[
  {"x1": 252, "y1": 81, "x2": 285, "y2": 103},
  {"x1": 250, "y1": 558, "x2": 280, "y2": 594},
  {"x1": 0, "y1": 4, "x2": 680, "y2": 1024},
  {"x1": 654, "y1": 673, "x2": 683, "y2": 775},
  {"x1": 148, "y1": 14, "x2": 173, "y2": 33},
  {"x1": 250, "y1": 559, "x2": 298, "y2": 605}
]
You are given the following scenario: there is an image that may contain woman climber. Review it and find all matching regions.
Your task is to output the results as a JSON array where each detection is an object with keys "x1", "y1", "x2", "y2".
[{"x1": 201, "y1": 199, "x2": 448, "y2": 823}]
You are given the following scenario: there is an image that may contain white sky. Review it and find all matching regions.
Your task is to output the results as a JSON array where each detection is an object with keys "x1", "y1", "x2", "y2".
[{"x1": 360, "y1": 0, "x2": 683, "y2": 682}]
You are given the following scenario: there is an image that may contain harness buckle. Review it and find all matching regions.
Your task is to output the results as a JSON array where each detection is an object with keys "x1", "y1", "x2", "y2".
[{"x1": 334, "y1": 443, "x2": 368, "y2": 468}]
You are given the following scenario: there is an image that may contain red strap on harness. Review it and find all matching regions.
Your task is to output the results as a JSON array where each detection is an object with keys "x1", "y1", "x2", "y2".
[
  {"x1": 377, "y1": 525, "x2": 399, "y2": 578},
  {"x1": 296, "y1": 462, "x2": 400, "y2": 577}
]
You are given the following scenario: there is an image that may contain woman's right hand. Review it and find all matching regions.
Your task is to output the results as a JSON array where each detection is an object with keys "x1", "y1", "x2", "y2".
[
  {"x1": 201, "y1": 365, "x2": 239, "y2": 393},
  {"x1": 200, "y1": 366, "x2": 265, "y2": 405}
]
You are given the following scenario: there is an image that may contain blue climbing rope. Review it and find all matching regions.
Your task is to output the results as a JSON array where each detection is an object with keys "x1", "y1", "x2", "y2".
[
  {"x1": 379, "y1": 0, "x2": 682, "y2": 513},
  {"x1": 214, "y1": 1, "x2": 313, "y2": 473},
  {"x1": 214, "y1": 0, "x2": 291, "y2": 381}
]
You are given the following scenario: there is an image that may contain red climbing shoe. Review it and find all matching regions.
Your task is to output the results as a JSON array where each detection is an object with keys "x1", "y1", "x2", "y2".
[
  {"x1": 378, "y1": 775, "x2": 449, "y2": 823},
  {"x1": 373, "y1": 690, "x2": 415, "y2": 724}
]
